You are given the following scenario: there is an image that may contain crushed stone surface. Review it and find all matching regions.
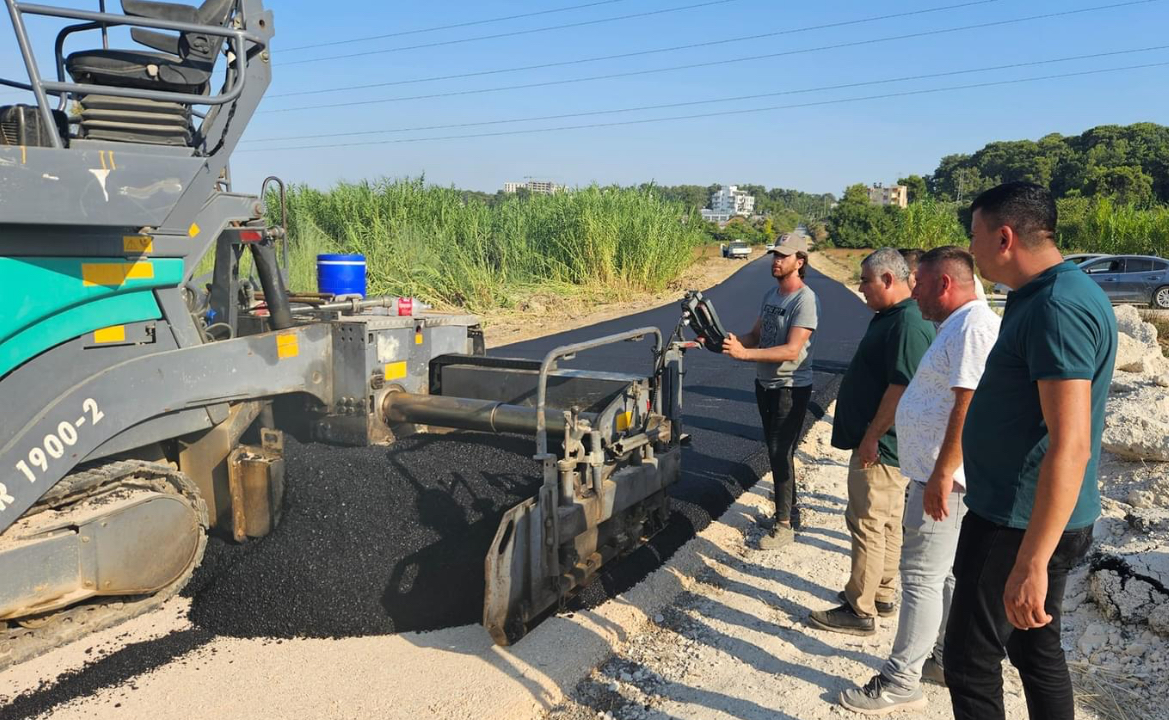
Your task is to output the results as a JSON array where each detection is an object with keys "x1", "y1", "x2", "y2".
[{"x1": 544, "y1": 406, "x2": 1138, "y2": 720}]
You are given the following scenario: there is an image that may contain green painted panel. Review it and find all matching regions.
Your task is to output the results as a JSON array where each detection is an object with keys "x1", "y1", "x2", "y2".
[{"x1": 0, "y1": 257, "x2": 185, "y2": 377}]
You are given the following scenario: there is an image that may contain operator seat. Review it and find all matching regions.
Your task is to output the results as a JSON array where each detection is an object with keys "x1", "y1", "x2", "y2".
[{"x1": 64, "y1": 0, "x2": 235, "y2": 146}]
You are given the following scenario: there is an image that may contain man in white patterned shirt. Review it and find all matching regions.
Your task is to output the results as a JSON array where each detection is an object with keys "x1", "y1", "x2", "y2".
[{"x1": 839, "y1": 246, "x2": 1001, "y2": 715}]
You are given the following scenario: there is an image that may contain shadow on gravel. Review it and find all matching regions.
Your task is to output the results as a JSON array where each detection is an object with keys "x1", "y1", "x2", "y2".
[{"x1": 0, "y1": 629, "x2": 215, "y2": 720}]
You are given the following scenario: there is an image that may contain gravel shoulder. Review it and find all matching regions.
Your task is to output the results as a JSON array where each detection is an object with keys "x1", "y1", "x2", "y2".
[
  {"x1": 541, "y1": 305, "x2": 1169, "y2": 720},
  {"x1": 542, "y1": 406, "x2": 1119, "y2": 720}
]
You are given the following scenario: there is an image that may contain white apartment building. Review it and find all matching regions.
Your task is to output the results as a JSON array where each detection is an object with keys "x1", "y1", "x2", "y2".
[
  {"x1": 708, "y1": 185, "x2": 755, "y2": 217},
  {"x1": 867, "y1": 183, "x2": 909, "y2": 208},
  {"x1": 503, "y1": 180, "x2": 563, "y2": 195}
]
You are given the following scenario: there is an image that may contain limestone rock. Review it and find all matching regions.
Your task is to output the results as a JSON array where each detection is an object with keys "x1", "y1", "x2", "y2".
[
  {"x1": 1116, "y1": 305, "x2": 1160, "y2": 350},
  {"x1": 1117, "y1": 332, "x2": 1149, "y2": 373},
  {"x1": 1079, "y1": 622, "x2": 1110, "y2": 655},
  {"x1": 1103, "y1": 413, "x2": 1169, "y2": 461},
  {"x1": 1151, "y1": 602, "x2": 1169, "y2": 637}
]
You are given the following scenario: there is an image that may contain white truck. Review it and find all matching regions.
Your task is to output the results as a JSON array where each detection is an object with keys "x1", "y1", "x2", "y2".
[{"x1": 721, "y1": 240, "x2": 751, "y2": 260}]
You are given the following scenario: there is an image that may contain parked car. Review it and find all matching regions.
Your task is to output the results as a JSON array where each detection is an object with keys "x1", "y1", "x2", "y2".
[
  {"x1": 721, "y1": 240, "x2": 750, "y2": 260},
  {"x1": 1065, "y1": 253, "x2": 1110, "y2": 265},
  {"x1": 1078, "y1": 255, "x2": 1169, "y2": 308},
  {"x1": 992, "y1": 253, "x2": 1112, "y2": 295}
]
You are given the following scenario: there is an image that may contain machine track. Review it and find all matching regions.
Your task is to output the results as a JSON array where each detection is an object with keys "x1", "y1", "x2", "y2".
[{"x1": 0, "y1": 461, "x2": 207, "y2": 671}]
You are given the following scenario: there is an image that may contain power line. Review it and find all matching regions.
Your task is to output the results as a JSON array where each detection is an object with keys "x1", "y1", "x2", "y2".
[
  {"x1": 238, "y1": 61, "x2": 1169, "y2": 152},
  {"x1": 280, "y1": 0, "x2": 743, "y2": 67},
  {"x1": 263, "y1": 0, "x2": 1162, "y2": 114},
  {"x1": 282, "y1": 0, "x2": 636, "y2": 52},
  {"x1": 243, "y1": 46, "x2": 1169, "y2": 144},
  {"x1": 268, "y1": 0, "x2": 1003, "y2": 99}
]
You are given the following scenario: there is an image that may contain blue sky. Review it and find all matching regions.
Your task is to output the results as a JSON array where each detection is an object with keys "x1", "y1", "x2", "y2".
[{"x1": 3, "y1": 0, "x2": 1167, "y2": 196}]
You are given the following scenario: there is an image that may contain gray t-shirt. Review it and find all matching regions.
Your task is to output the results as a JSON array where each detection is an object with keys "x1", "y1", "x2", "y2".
[{"x1": 756, "y1": 284, "x2": 819, "y2": 389}]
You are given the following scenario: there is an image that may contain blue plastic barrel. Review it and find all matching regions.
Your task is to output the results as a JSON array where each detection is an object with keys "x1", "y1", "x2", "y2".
[{"x1": 317, "y1": 253, "x2": 367, "y2": 297}]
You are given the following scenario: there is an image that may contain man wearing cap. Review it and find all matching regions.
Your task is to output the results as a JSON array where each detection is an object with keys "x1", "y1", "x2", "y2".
[{"x1": 722, "y1": 233, "x2": 819, "y2": 549}]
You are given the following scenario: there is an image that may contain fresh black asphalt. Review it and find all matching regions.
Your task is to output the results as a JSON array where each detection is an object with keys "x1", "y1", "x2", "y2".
[{"x1": 0, "y1": 257, "x2": 869, "y2": 719}]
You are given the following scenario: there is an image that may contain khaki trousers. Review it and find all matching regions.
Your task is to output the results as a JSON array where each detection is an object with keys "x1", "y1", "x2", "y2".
[{"x1": 843, "y1": 450, "x2": 908, "y2": 619}]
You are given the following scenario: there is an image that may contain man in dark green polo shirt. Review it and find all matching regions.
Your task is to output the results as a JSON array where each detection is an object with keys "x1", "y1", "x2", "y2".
[
  {"x1": 809, "y1": 248, "x2": 935, "y2": 636},
  {"x1": 944, "y1": 182, "x2": 1117, "y2": 720}
]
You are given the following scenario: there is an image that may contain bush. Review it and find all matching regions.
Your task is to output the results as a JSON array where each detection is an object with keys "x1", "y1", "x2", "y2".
[{"x1": 827, "y1": 186, "x2": 966, "y2": 250}]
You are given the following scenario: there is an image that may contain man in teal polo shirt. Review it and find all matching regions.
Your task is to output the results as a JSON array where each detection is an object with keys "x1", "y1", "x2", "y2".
[
  {"x1": 810, "y1": 248, "x2": 935, "y2": 636},
  {"x1": 944, "y1": 182, "x2": 1117, "y2": 720}
]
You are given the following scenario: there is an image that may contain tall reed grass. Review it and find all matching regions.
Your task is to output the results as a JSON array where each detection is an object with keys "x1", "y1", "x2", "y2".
[
  {"x1": 1057, "y1": 197, "x2": 1169, "y2": 257},
  {"x1": 276, "y1": 178, "x2": 705, "y2": 311},
  {"x1": 888, "y1": 198, "x2": 969, "y2": 250}
]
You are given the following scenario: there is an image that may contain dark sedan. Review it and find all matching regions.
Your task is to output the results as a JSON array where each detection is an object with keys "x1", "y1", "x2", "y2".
[{"x1": 1079, "y1": 255, "x2": 1169, "y2": 309}]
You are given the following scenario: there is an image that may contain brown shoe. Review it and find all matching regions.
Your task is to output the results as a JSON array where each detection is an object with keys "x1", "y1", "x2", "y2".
[
  {"x1": 759, "y1": 525, "x2": 795, "y2": 550},
  {"x1": 837, "y1": 590, "x2": 896, "y2": 618},
  {"x1": 921, "y1": 655, "x2": 947, "y2": 686}
]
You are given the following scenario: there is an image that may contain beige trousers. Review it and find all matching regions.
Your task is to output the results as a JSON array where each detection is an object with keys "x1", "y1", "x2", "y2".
[{"x1": 843, "y1": 450, "x2": 908, "y2": 619}]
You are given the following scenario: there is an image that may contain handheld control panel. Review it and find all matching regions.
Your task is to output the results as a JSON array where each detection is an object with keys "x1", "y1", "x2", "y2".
[{"x1": 681, "y1": 290, "x2": 730, "y2": 353}]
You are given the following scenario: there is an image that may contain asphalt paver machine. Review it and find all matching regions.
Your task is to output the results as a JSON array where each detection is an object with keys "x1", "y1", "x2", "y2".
[{"x1": 0, "y1": 0, "x2": 687, "y2": 663}]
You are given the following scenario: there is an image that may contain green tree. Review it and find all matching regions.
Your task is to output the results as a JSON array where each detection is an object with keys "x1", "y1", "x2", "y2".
[
  {"x1": 897, "y1": 175, "x2": 929, "y2": 203},
  {"x1": 928, "y1": 123, "x2": 1169, "y2": 203},
  {"x1": 826, "y1": 184, "x2": 897, "y2": 248},
  {"x1": 1084, "y1": 165, "x2": 1155, "y2": 206}
]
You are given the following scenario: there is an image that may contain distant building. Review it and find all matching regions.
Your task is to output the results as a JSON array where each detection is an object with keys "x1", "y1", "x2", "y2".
[
  {"x1": 503, "y1": 180, "x2": 563, "y2": 195},
  {"x1": 867, "y1": 183, "x2": 908, "y2": 208},
  {"x1": 709, "y1": 185, "x2": 755, "y2": 217}
]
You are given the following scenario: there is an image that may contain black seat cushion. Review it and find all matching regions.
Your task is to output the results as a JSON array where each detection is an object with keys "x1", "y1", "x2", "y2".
[{"x1": 66, "y1": 48, "x2": 213, "y2": 93}]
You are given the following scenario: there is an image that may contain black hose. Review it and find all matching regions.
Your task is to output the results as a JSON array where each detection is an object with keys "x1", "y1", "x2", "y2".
[{"x1": 249, "y1": 241, "x2": 294, "y2": 330}]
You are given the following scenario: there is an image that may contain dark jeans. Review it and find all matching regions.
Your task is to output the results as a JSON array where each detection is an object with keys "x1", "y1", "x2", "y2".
[
  {"x1": 754, "y1": 382, "x2": 812, "y2": 524},
  {"x1": 943, "y1": 511, "x2": 1094, "y2": 720}
]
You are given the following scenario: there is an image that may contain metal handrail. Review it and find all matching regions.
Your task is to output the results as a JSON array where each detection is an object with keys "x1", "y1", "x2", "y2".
[
  {"x1": 3, "y1": 0, "x2": 267, "y2": 148},
  {"x1": 534, "y1": 327, "x2": 663, "y2": 458}
]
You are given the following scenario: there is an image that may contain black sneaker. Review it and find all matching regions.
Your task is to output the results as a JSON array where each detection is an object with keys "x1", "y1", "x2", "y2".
[
  {"x1": 837, "y1": 590, "x2": 896, "y2": 618},
  {"x1": 808, "y1": 603, "x2": 875, "y2": 636}
]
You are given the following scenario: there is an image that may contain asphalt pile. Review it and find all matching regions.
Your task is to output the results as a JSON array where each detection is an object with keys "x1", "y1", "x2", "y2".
[{"x1": 185, "y1": 431, "x2": 545, "y2": 637}]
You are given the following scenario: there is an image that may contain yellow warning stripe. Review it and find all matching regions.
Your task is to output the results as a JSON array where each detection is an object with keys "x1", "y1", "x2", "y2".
[
  {"x1": 81, "y1": 261, "x2": 154, "y2": 287},
  {"x1": 385, "y1": 361, "x2": 408, "y2": 381},
  {"x1": 94, "y1": 325, "x2": 126, "y2": 343},
  {"x1": 276, "y1": 333, "x2": 299, "y2": 359},
  {"x1": 123, "y1": 235, "x2": 153, "y2": 254}
]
